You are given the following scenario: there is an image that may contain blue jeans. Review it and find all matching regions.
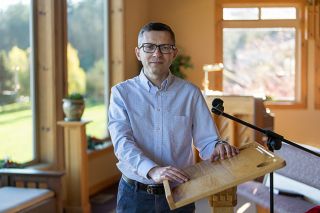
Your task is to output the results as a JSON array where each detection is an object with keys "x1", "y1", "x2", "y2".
[{"x1": 116, "y1": 178, "x2": 195, "y2": 213}]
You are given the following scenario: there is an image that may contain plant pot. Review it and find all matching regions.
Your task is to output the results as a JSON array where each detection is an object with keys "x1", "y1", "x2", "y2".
[{"x1": 62, "y1": 98, "x2": 85, "y2": 121}]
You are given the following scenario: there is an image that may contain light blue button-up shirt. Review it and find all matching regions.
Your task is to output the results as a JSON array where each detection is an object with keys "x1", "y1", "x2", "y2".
[{"x1": 108, "y1": 71, "x2": 221, "y2": 184}]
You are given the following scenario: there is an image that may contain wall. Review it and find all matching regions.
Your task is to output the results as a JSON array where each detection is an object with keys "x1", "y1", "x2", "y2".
[
  {"x1": 123, "y1": 0, "x2": 320, "y2": 147},
  {"x1": 124, "y1": 0, "x2": 150, "y2": 79},
  {"x1": 273, "y1": 40, "x2": 320, "y2": 147}
]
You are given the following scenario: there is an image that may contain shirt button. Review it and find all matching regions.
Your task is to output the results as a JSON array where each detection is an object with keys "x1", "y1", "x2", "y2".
[{"x1": 157, "y1": 108, "x2": 160, "y2": 111}]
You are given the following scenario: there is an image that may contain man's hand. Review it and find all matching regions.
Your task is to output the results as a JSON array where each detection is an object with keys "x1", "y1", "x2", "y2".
[
  {"x1": 211, "y1": 142, "x2": 239, "y2": 161},
  {"x1": 147, "y1": 166, "x2": 189, "y2": 184}
]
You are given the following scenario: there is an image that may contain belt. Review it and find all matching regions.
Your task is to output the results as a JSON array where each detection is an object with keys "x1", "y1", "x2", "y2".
[{"x1": 122, "y1": 175, "x2": 165, "y2": 195}]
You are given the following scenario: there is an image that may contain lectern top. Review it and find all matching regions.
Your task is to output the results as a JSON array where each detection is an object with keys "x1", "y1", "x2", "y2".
[{"x1": 163, "y1": 142, "x2": 286, "y2": 210}]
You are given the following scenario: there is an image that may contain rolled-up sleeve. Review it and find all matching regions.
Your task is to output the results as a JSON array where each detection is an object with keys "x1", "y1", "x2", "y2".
[{"x1": 108, "y1": 86, "x2": 158, "y2": 178}]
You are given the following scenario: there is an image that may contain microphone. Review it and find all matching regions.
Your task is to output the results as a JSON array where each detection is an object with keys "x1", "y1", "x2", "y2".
[{"x1": 211, "y1": 98, "x2": 224, "y2": 115}]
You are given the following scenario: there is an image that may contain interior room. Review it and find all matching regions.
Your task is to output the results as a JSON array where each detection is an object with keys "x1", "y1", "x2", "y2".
[{"x1": 0, "y1": 0, "x2": 319, "y2": 212}]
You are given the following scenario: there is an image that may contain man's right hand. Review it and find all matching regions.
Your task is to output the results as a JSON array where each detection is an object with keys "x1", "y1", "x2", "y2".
[{"x1": 147, "y1": 166, "x2": 189, "y2": 184}]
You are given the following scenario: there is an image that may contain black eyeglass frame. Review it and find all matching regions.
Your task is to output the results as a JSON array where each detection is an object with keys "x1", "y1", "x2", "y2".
[{"x1": 138, "y1": 43, "x2": 176, "y2": 54}]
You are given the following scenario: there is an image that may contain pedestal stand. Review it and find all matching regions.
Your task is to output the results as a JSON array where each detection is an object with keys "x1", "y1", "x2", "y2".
[{"x1": 58, "y1": 120, "x2": 91, "y2": 213}]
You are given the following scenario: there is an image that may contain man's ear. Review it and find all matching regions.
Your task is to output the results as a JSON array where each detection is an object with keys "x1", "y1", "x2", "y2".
[
  {"x1": 135, "y1": 47, "x2": 141, "y2": 61},
  {"x1": 172, "y1": 47, "x2": 178, "y2": 59}
]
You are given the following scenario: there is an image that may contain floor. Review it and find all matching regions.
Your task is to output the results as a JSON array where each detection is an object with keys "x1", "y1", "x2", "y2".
[
  {"x1": 90, "y1": 183, "x2": 257, "y2": 213},
  {"x1": 90, "y1": 183, "x2": 118, "y2": 213}
]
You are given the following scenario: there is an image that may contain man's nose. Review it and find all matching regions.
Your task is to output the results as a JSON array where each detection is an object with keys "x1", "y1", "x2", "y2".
[{"x1": 152, "y1": 47, "x2": 163, "y2": 56}]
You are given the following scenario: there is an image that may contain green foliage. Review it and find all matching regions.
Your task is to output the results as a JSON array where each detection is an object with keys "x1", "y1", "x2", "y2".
[
  {"x1": 82, "y1": 104, "x2": 107, "y2": 138},
  {"x1": 0, "y1": 159, "x2": 23, "y2": 169},
  {"x1": 67, "y1": 43, "x2": 86, "y2": 94},
  {"x1": 0, "y1": 103, "x2": 106, "y2": 163},
  {"x1": 0, "y1": 51, "x2": 14, "y2": 93},
  {"x1": 1, "y1": 2, "x2": 105, "y2": 104},
  {"x1": 0, "y1": 46, "x2": 31, "y2": 105},
  {"x1": 0, "y1": 101, "x2": 30, "y2": 114},
  {"x1": 8, "y1": 46, "x2": 30, "y2": 96},
  {"x1": 67, "y1": 0, "x2": 104, "y2": 71},
  {"x1": 86, "y1": 58, "x2": 105, "y2": 104},
  {"x1": 0, "y1": 107, "x2": 33, "y2": 163},
  {"x1": 0, "y1": 3, "x2": 30, "y2": 51},
  {"x1": 66, "y1": 92, "x2": 84, "y2": 100},
  {"x1": 170, "y1": 54, "x2": 193, "y2": 79}
]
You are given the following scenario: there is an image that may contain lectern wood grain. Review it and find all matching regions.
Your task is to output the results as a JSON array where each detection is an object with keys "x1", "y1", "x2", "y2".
[{"x1": 164, "y1": 143, "x2": 286, "y2": 210}]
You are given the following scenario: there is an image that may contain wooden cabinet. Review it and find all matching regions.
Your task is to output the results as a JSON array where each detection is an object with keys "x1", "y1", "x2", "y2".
[{"x1": 204, "y1": 95, "x2": 274, "y2": 147}]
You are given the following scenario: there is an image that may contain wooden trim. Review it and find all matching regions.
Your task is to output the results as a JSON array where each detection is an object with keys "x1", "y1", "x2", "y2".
[
  {"x1": 34, "y1": 0, "x2": 67, "y2": 168},
  {"x1": 89, "y1": 174, "x2": 120, "y2": 196},
  {"x1": 316, "y1": 39, "x2": 320, "y2": 109},
  {"x1": 58, "y1": 121, "x2": 91, "y2": 212},
  {"x1": 110, "y1": 0, "x2": 125, "y2": 86},
  {"x1": 222, "y1": 20, "x2": 299, "y2": 28},
  {"x1": 214, "y1": 0, "x2": 223, "y2": 91},
  {"x1": 218, "y1": 0, "x2": 305, "y2": 4},
  {"x1": 256, "y1": 205, "x2": 269, "y2": 213},
  {"x1": 265, "y1": 100, "x2": 306, "y2": 109},
  {"x1": 315, "y1": 0, "x2": 320, "y2": 109},
  {"x1": 53, "y1": 0, "x2": 68, "y2": 170},
  {"x1": 317, "y1": 0, "x2": 320, "y2": 40},
  {"x1": 87, "y1": 143, "x2": 113, "y2": 159}
]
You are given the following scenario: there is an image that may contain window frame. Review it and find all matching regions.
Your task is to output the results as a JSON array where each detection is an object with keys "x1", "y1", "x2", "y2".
[
  {"x1": 214, "y1": 0, "x2": 308, "y2": 109},
  {"x1": 313, "y1": 0, "x2": 320, "y2": 109},
  {"x1": 1, "y1": 0, "x2": 112, "y2": 168}
]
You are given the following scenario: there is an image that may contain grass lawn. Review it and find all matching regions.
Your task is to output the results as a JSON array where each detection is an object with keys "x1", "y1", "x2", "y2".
[{"x1": 0, "y1": 104, "x2": 107, "y2": 163}]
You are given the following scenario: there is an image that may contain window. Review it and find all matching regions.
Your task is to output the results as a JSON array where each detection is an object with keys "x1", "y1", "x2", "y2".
[
  {"x1": 67, "y1": 0, "x2": 109, "y2": 138},
  {"x1": 215, "y1": 0, "x2": 307, "y2": 108},
  {"x1": 0, "y1": 0, "x2": 35, "y2": 164}
]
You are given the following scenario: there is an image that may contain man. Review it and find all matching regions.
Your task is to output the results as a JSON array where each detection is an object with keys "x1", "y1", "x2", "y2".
[{"x1": 108, "y1": 22, "x2": 239, "y2": 213}]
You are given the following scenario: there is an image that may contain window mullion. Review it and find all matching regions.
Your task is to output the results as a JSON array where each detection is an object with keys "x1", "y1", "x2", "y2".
[{"x1": 222, "y1": 20, "x2": 299, "y2": 28}]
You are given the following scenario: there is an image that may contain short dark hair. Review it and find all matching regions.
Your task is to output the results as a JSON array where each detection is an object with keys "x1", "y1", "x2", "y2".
[{"x1": 138, "y1": 22, "x2": 175, "y2": 46}]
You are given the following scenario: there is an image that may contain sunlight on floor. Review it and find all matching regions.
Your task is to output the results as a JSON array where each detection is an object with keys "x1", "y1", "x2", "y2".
[{"x1": 237, "y1": 202, "x2": 252, "y2": 213}]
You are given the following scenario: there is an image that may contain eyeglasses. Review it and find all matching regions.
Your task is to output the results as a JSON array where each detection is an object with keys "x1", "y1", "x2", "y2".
[{"x1": 138, "y1": 43, "x2": 176, "y2": 54}]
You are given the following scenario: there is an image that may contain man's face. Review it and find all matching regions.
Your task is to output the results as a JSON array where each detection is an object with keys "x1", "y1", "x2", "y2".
[{"x1": 135, "y1": 31, "x2": 178, "y2": 77}]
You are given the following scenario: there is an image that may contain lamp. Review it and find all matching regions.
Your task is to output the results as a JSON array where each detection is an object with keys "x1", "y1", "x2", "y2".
[{"x1": 202, "y1": 63, "x2": 224, "y2": 95}]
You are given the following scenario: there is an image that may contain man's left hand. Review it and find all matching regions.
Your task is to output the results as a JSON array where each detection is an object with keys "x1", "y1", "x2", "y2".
[{"x1": 211, "y1": 142, "x2": 239, "y2": 161}]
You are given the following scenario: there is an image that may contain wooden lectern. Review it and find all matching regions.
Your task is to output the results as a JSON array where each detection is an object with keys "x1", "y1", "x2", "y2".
[{"x1": 164, "y1": 142, "x2": 286, "y2": 212}]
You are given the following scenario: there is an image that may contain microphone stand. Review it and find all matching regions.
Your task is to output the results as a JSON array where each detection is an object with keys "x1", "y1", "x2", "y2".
[{"x1": 211, "y1": 98, "x2": 320, "y2": 213}]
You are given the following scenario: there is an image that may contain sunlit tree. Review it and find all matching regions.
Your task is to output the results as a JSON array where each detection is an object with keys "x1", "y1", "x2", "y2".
[
  {"x1": 86, "y1": 58, "x2": 104, "y2": 103},
  {"x1": 7, "y1": 46, "x2": 29, "y2": 96},
  {"x1": 0, "y1": 3, "x2": 30, "y2": 51},
  {"x1": 67, "y1": 0, "x2": 104, "y2": 70},
  {"x1": 0, "y1": 51, "x2": 14, "y2": 93},
  {"x1": 67, "y1": 43, "x2": 86, "y2": 94}
]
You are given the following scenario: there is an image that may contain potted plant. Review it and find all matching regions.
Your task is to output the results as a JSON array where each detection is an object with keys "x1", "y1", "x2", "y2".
[
  {"x1": 170, "y1": 54, "x2": 193, "y2": 79},
  {"x1": 62, "y1": 92, "x2": 85, "y2": 121}
]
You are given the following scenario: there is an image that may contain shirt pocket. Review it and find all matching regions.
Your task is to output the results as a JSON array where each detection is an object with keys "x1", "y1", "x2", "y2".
[{"x1": 170, "y1": 115, "x2": 192, "y2": 155}]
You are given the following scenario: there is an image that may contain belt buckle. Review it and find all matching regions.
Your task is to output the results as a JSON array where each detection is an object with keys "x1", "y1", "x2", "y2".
[{"x1": 146, "y1": 185, "x2": 154, "y2": 194}]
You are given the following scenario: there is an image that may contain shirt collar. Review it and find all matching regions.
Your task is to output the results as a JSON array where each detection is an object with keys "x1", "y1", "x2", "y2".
[{"x1": 139, "y1": 69, "x2": 174, "y2": 92}]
